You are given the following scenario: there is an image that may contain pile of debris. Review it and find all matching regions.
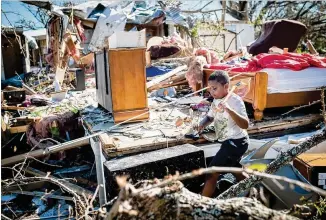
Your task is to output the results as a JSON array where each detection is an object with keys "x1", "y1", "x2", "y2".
[{"x1": 2, "y1": 1, "x2": 326, "y2": 220}]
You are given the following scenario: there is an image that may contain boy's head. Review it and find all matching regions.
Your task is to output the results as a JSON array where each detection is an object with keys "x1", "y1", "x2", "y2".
[{"x1": 208, "y1": 70, "x2": 230, "y2": 99}]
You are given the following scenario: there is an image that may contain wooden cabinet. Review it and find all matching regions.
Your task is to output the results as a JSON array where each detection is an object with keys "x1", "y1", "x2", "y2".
[{"x1": 95, "y1": 48, "x2": 149, "y2": 123}]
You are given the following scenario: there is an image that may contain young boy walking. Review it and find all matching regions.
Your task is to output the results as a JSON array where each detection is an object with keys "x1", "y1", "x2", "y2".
[{"x1": 196, "y1": 70, "x2": 249, "y2": 198}]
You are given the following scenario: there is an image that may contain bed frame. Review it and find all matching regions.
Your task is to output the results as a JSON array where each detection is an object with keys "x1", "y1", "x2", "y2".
[{"x1": 202, "y1": 69, "x2": 321, "y2": 121}]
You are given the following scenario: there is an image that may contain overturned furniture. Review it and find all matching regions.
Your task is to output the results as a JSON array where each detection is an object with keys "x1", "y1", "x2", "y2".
[
  {"x1": 248, "y1": 19, "x2": 307, "y2": 55},
  {"x1": 95, "y1": 47, "x2": 149, "y2": 123}
]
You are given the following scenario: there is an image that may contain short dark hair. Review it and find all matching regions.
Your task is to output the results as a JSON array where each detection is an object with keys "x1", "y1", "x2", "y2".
[{"x1": 208, "y1": 70, "x2": 230, "y2": 85}]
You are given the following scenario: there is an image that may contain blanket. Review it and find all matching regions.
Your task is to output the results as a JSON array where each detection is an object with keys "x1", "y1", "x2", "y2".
[{"x1": 205, "y1": 53, "x2": 326, "y2": 72}]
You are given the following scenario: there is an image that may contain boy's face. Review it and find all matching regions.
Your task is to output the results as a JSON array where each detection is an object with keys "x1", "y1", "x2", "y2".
[{"x1": 208, "y1": 80, "x2": 229, "y2": 99}]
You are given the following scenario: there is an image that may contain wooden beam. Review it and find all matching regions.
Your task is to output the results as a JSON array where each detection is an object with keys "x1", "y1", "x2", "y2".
[
  {"x1": 9, "y1": 125, "x2": 29, "y2": 134},
  {"x1": 248, "y1": 114, "x2": 321, "y2": 135},
  {"x1": 25, "y1": 167, "x2": 93, "y2": 198},
  {"x1": 4, "y1": 190, "x2": 73, "y2": 201},
  {"x1": 1, "y1": 139, "x2": 89, "y2": 166},
  {"x1": 146, "y1": 65, "x2": 187, "y2": 89}
]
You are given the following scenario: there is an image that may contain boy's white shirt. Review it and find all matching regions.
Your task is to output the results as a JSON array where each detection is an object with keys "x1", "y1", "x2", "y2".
[{"x1": 207, "y1": 93, "x2": 248, "y2": 142}]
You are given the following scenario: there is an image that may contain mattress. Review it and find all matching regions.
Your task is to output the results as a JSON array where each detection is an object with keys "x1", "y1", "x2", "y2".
[{"x1": 264, "y1": 67, "x2": 326, "y2": 94}]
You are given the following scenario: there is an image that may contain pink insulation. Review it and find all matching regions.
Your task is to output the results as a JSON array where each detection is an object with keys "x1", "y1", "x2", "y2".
[
  {"x1": 195, "y1": 48, "x2": 220, "y2": 65},
  {"x1": 185, "y1": 56, "x2": 208, "y2": 91}
]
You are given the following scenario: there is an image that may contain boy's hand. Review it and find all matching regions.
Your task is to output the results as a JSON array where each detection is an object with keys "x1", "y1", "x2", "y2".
[{"x1": 217, "y1": 102, "x2": 230, "y2": 112}]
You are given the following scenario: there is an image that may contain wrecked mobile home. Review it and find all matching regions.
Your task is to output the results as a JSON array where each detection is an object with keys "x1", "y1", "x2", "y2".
[{"x1": 1, "y1": 0, "x2": 326, "y2": 219}]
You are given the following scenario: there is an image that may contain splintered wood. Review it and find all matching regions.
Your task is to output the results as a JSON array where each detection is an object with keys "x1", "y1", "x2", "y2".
[{"x1": 84, "y1": 98, "x2": 323, "y2": 158}]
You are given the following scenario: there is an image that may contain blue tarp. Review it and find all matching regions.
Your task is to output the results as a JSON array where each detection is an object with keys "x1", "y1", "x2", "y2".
[
  {"x1": 146, "y1": 66, "x2": 173, "y2": 78},
  {"x1": 1, "y1": 73, "x2": 26, "y2": 88}
]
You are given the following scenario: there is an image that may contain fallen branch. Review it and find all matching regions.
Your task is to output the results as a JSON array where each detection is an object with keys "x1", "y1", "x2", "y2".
[
  {"x1": 4, "y1": 190, "x2": 74, "y2": 201},
  {"x1": 3, "y1": 175, "x2": 87, "y2": 218},
  {"x1": 281, "y1": 100, "x2": 321, "y2": 116},
  {"x1": 137, "y1": 167, "x2": 326, "y2": 197},
  {"x1": 105, "y1": 180, "x2": 298, "y2": 219},
  {"x1": 25, "y1": 167, "x2": 93, "y2": 198},
  {"x1": 218, "y1": 128, "x2": 326, "y2": 199}
]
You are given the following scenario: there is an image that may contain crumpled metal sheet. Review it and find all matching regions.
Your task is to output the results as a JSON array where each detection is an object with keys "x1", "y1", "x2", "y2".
[{"x1": 88, "y1": 1, "x2": 134, "y2": 52}]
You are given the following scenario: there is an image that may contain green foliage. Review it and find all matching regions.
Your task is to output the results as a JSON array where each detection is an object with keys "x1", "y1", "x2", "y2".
[
  {"x1": 299, "y1": 196, "x2": 326, "y2": 219},
  {"x1": 190, "y1": 22, "x2": 225, "y2": 38}
]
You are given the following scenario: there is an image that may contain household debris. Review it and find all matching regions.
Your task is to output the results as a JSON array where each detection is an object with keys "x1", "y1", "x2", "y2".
[{"x1": 1, "y1": 1, "x2": 326, "y2": 219}]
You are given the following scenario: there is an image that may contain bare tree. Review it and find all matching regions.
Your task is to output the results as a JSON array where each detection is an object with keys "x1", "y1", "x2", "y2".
[{"x1": 1, "y1": 2, "x2": 50, "y2": 30}]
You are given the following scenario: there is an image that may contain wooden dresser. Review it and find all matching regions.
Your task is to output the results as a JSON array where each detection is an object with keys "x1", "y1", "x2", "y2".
[{"x1": 95, "y1": 48, "x2": 149, "y2": 123}]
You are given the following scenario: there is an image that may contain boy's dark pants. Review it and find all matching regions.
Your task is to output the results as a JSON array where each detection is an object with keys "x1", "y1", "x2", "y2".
[{"x1": 202, "y1": 137, "x2": 249, "y2": 197}]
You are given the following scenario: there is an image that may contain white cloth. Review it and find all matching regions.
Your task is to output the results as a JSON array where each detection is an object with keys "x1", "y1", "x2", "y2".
[
  {"x1": 207, "y1": 93, "x2": 248, "y2": 141},
  {"x1": 264, "y1": 67, "x2": 326, "y2": 94}
]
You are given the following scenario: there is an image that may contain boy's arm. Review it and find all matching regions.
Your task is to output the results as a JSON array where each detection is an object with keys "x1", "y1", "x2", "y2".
[
  {"x1": 198, "y1": 115, "x2": 214, "y2": 131},
  {"x1": 219, "y1": 102, "x2": 249, "y2": 129}
]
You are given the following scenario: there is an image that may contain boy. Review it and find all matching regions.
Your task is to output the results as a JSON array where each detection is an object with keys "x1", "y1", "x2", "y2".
[{"x1": 197, "y1": 70, "x2": 249, "y2": 198}]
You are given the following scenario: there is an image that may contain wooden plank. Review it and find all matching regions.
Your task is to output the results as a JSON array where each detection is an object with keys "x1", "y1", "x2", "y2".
[
  {"x1": 99, "y1": 133, "x2": 116, "y2": 149},
  {"x1": 109, "y1": 48, "x2": 148, "y2": 112},
  {"x1": 147, "y1": 65, "x2": 187, "y2": 89},
  {"x1": 9, "y1": 125, "x2": 29, "y2": 134},
  {"x1": 266, "y1": 91, "x2": 321, "y2": 108},
  {"x1": 103, "y1": 114, "x2": 321, "y2": 157},
  {"x1": 3, "y1": 181, "x2": 47, "y2": 192},
  {"x1": 253, "y1": 72, "x2": 268, "y2": 120},
  {"x1": 25, "y1": 167, "x2": 93, "y2": 198},
  {"x1": 14, "y1": 116, "x2": 41, "y2": 122},
  {"x1": 5, "y1": 190, "x2": 74, "y2": 201},
  {"x1": 113, "y1": 108, "x2": 150, "y2": 123},
  {"x1": 105, "y1": 136, "x2": 207, "y2": 157},
  {"x1": 248, "y1": 114, "x2": 321, "y2": 134},
  {"x1": 1, "y1": 106, "x2": 27, "y2": 111}
]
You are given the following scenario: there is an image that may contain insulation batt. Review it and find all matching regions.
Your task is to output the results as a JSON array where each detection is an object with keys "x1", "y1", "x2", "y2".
[
  {"x1": 185, "y1": 56, "x2": 207, "y2": 91},
  {"x1": 195, "y1": 47, "x2": 220, "y2": 65}
]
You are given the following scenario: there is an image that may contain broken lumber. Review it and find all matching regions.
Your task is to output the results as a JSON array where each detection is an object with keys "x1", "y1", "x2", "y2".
[
  {"x1": 22, "y1": 83, "x2": 37, "y2": 95},
  {"x1": 9, "y1": 125, "x2": 29, "y2": 134},
  {"x1": 218, "y1": 128, "x2": 326, "y2": 200},
  {"x1": 146, "y1": 65, "x2": 187, "y2": 89},
  {"x1": 1, "y1": 138, "x2": 89, "y2": 166},
  {"x1": 25, "y1": 167, "x2": 93, "y2": 198},
  {"x1": 1, "y1": 106, "x2": 27, "y2": 111},
  {"x1": 4, "y1": 190, "x2": 73, "y2": 201},
  {"x1": 105, "y1": 181, "x2": 297, "y2": 220},
  {"x1": 149, "y1": 72, "x2": 187, "y2": 91},
  {"x1": 14, "y1": 116, "x2": 41, "y2": 122},
  {"x1": 248, "y1": 114, "x2": 321, "y2": 135}
]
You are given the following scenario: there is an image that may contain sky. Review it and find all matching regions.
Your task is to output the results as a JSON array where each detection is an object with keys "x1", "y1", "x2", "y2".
[
  {"x1": 1, "y1": 0, "x2": 86, "y2": 30},
  {"x1": 1, "y1": 1, "x2": 45, "y2": 29},
  {"x1": 1, "y1": 0, "x2": 240, "y2": 30}
]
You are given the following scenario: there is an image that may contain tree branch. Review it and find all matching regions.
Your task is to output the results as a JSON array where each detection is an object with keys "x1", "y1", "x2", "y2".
[
  {"x1": 218, "y1": 128, "x2": 326, "y2": 199},
  {"x1": 106, "y1": 181, "x2": 299, "y2": 219},
  {"x1": 182, "y1": 1, "x2": 214, "y2": 13},
  {"x1": 294, "y1": 1, "x2": 308, "y2": 20},
  {"x1": 297, "y1": 2, "x2": 318, "y2": 20},
  {"x1": 138, "y1": 167, "x2": 326, "y2": 197}
]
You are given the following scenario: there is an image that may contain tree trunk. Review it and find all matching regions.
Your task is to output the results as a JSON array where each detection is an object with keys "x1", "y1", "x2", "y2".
[
  {"x1": 104, "y1": 181, "x2": 298, "y2": 220},
  {"x1": 218, "y1": 128, "x2": 326, "y2": 200}
]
